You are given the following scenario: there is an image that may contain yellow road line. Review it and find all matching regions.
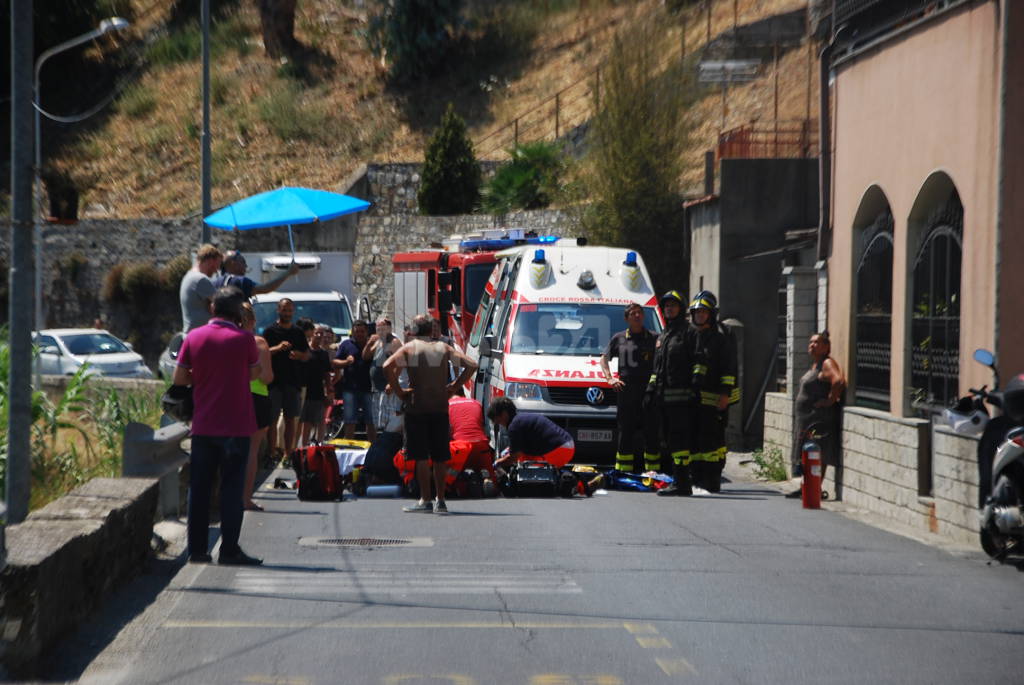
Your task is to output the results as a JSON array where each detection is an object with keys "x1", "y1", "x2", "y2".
[
  {"x1": 162, "y1": 620, "x2": 623, "y2": 630},
  {"x1": 242, "y1": 676, "x2": 311, "y2": 685},
  {"x1": 655, "y1": 657, "x2": 698, "y2": 676},
  {"x1": 635, "y1": 636, "x2": 672, "y2": 649},
  {"x1": 382, "y1": 675, "x2": 475, "y2": 685},
  {"x1": 622, "y1": 622, "x2": 658, "y2": 635}
]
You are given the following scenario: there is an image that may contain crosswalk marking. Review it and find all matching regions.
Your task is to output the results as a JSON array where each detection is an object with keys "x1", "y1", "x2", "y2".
[
  {"x1": 655, "y1": 657, "x2": 698, "y2": 676},
  {"x1": 635, "y1": 636, "x2": 672, "y2": 648},
  {"x1": 224, "y1": 569, "x2": 581, "y2": 595}
]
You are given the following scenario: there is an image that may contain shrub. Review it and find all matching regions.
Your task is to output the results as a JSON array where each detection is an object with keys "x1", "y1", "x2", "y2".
[
  {"x1": 160, "y1": 254, "x2": 192, "y2": 290},
  {"x1": 366, "y1": 0, "x2": 465, "y2": 83},
  {"x1": 121, "y1": 263, "x2": 163, "y2": 300},
  {"x1": 419, "y1": 103, "x2": 481, "y2": 215},
  {"x1": 101, "y1": 263, "x2": 128, "y2": 303},
  {"x1": 480, "y1": 140, "x2": 565, "y2": 214},
  {"x1": 751, "y1": 446, "x2": 788, "y2": 481}
]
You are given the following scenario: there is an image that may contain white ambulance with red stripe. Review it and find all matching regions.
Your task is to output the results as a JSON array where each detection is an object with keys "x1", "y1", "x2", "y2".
[{"x1": 466, "y1": 244, "x2": 663, "y2": 464}]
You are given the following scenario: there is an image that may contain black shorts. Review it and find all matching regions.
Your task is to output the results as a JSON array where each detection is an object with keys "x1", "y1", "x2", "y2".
[
  {"x1": 253, "y1": 393, "x2": 272, "y2": 430},
  {"x1": 404, "y1": 412, "x2": 451, "y2": 462}
]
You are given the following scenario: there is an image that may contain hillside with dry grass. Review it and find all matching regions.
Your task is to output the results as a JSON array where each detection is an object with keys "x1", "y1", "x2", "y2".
[{"x1": 39, "y1": 0, "x2": 815, "y2": 218}]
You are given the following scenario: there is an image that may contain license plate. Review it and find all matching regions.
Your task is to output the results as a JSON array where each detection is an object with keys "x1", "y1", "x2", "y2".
[{"x1": 577, "y1": 429, "x2": 613, "y2": 442}]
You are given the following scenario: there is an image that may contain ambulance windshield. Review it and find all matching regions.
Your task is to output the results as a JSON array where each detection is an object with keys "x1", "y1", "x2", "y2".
[{"x1": 509, "y1": 303, "x2": 661, "y2": 356}]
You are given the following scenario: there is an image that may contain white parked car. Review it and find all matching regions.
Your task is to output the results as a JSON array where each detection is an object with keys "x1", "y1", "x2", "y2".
[{"x1": 33, "y1": 329, "x2": 154, "y2": 379}]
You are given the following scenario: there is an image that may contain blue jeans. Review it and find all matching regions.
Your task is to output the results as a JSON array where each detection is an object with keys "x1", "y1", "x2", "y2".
[
  {"x1": 188, "y1": 435, "x2": 250, "y2": 557},
  {"x1": 342, "y1": 390, "x2": 373, "y2": 425}
]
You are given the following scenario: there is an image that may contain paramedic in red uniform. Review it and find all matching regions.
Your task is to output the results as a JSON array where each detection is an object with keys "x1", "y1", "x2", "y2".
[
  {"x1": 488, "y1": 397, "x2": 575, "y2": 470},
  {"x1": 449, "y1": 390, "x2": 496, "y2": 479},
  {"x1": 174, "y1": 286, "x2": 263, "y2": 566},
  {"x1": 600, "y1": 302, "x2": 659, "y2": 474}
]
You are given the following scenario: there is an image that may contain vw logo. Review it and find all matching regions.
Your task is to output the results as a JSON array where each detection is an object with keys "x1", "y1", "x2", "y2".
[{"x1": 586, "y1": 387, "x2": 605, "y2": 405}]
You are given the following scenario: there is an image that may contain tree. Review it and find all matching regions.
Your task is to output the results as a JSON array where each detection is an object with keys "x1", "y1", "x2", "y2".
[
  {"x1": 480, "y1": 141, "x2": 567, "y2": 215},
  {"x1": 582, "y1": 9, "x2": 696, "y2": 291},
  {"x1": 418, "y1": 103, "x2": 481, "y2": 216},
  {"x1": 366, "y1": 0, "x2": 464, "y2": 83},
  {"x1": 259, "y1": 0, "x2": 298, "y2": 58}
]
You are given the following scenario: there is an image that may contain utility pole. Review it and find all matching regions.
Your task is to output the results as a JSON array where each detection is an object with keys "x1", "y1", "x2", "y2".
[
  {"x1": 200, "y1": 0, "x2": 212, "y2": 243},
  {"x1": 8, "y1": 0, "x2": 35, "y2": 531}
]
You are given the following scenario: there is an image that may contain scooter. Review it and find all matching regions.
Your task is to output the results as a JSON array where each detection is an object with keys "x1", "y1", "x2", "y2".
[{"x1": 947, "y1": 349, "x2": 1024, "y2": 561}]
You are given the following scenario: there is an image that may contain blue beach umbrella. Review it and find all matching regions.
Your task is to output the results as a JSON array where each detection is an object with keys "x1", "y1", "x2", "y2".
[{"x1": 204, "y1": 186, "x2": 371, "y2": 257}]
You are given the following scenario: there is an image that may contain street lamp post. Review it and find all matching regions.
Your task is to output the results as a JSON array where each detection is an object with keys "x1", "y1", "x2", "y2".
[{"x1": 33, "y1": 17, "x2": 130, "y2": 331}]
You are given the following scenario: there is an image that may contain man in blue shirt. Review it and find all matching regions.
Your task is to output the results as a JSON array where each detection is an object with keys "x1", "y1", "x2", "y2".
[
  {"x1": 213, "y1": 250, "x2": 300, "y2": 297},
  {"x1": 332, "y1": 320, "x2": 376, "y2": 442},
  {"x1": 487, "y1": 397, "x2": 575, "y2": 469}
]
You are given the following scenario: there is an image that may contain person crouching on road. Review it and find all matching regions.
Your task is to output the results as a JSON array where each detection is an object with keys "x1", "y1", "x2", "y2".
[
  {"x1": 685, "y1": 290, "x2": 738, "y2": 494},
  {"x1": 384, "y1": 314, "x2": 478, "y2": 515},
  {"x1": 601, "y1": 302, "x2": 658, "y2": 475},
  {"x1": 174, "y1": 286, "x2": 263, "y2": 565},
  {"x1": 488, "y1": 397, "x2": 575, "y2": 471},
  {"x1": 649, "y1": 291, "x2": 696, "y2": 497}
]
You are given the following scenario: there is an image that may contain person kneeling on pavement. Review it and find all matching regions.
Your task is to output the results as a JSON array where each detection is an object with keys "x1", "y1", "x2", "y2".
[{"x1": 488, "y1": 397, "x2": 575, "y2": 472}]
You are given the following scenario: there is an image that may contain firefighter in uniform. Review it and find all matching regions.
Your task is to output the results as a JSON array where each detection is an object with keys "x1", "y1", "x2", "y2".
[
  {"x1": 601, "y1": 302, "x2": 658, "y2": 474},
  {"x1": 685, "y1": 290, "x2": 739, "y2": 493},
  {"x1": 648, "y1": 291, "x2": 696, "y2": 496}
]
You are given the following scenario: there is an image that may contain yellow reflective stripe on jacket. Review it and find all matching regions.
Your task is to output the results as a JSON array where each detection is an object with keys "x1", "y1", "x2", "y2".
[
  {"x1": 699, "y1": 389, "x2": 743, "y2": 406},
  {"x1": 689, "y1": 447, "x2": 726, "y2": 463},
  {"x1": 720, "y1": 375, "x2": 736, "y2": 386},
  {"x1": 693, "y1": 364, "x2": 708, "y2": 375},
  {"x1": 664, "y1": 388, "x2": 694, "y2": 402},
  {"x1": 643, "y1": 453, "x2": 661, "y2": 470},
  {"x1": 671, "y1": 450, "x2": 691, "y2": 466}
]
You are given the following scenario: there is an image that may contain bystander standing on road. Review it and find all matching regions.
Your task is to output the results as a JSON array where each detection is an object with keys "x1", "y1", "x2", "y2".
[
  {"x1": 300, "y1": 323, "x2": 334, "y2": 446},
  {"x1": 601, "y1": 302, "x2": 659, "y2": 475},
  {"x1": 488, "y1": 397, "x2": 575, "y2": 471},
  {"x1": 385, "y1": 314, "x2": 477, "y2": 515},
  {"x1": 263, "y1": 298, "x2": 310, "y2": 461},
  {"x1": 333, "y1": 320, "x2": 377, "y2": 442},
  {"x1": 179, "y1": 244, "x2": 223, "y2": 333},
  {"x1": 364, "y1": 316, "x2": 402, "y2": 431},
  {"x1": 173, "y1": 286, "x2": 263, "y2": 565},
  {"x1": 787, "y1": 331, "x2": 846, "y2": 499},
  {"x1": 240, "y1": 302, "x2": 273, "y2": 511},
  {"x1": 213, "y1": 250, "x2": 300, "y2": 297}
]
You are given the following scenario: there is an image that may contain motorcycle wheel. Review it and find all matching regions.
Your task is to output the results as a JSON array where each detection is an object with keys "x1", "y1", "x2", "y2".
[{"x1": 980, "y1": 526, "x2": 1009, "y2": 559}]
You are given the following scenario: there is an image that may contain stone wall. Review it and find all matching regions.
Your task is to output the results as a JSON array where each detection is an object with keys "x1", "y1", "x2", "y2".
[
  {"x1": 0, "y1": 477, "x2": 158, "y2": 676},
  {"x1": 364, "y1": 161, "x2": 501, "y2": 217},
  {"x1": 763, "y1": 391, "x2": 794, "y2": 471},
  {"x1": 840, "y1": 406, "x2": 934, "y2": 530},
  {"x1": 931, "y1": 425, "x2": 979, "y2": 544},
  {"x1": 354, "y1": 209, "x2": 573, "y2": 318}
]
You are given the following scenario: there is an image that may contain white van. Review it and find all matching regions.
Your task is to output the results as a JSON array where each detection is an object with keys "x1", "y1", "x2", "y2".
[{"x1": 466, "y1": 244, "x2": 663, "y2": 464}]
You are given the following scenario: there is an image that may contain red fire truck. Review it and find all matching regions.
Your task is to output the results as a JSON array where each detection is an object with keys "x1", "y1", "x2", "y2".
[{"x1": 391, "y1": 232, "x2": 560, "y2": 349}]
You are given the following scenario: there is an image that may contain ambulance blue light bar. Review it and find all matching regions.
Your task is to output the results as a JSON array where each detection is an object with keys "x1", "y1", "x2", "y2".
[
  {"x1": 459, "y1": 235, "x2": 560, "y2": 251},
  {"x1": 624, "y1": 251, "x2": 637, "y2": 266}
]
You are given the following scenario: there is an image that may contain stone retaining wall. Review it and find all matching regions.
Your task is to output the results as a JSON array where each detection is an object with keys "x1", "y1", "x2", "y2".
[
  {"x1": 840, "y1": 406, "x2": 934, "y2": 531},
  {"x1": 763, "y1": 391, "x2": 794, "y2": 472},
  {"x1": 931, "y1": 425, "x2": 979, "y2": 544},
  {"x1": 0, "y1": 477, "x2": 158, "y2": 676}
]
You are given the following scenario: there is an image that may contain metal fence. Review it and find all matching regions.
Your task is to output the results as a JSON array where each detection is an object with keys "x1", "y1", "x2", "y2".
[{"x1": 716, "y1": 119, "x2": 818, "y2": 160}]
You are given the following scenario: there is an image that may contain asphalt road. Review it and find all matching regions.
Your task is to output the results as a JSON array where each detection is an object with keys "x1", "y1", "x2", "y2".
[{"x1": 48, "y1": 461, "x2": 1024, "y2": 685}]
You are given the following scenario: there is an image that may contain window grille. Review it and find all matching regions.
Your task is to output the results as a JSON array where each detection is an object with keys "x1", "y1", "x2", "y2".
[
  {"x1": 910, "y1": 196, "x2": 963, "y2": 411},
  {"x1": 854, "y1": 209, "x2": 893, "y2": 410},
  {"x1": 776, "y1": 277, "x2": 787, "y2": 393}
]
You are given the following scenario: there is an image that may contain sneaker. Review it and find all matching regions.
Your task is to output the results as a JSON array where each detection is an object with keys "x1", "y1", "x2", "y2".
[
  {"x1": 692, "y1": 486, "x2": 711, "y2": 497},
  {"x1": 784, "y1": 488, "x2": 802, "y2": 499},
  {"x1": 403, "y1": 501, "x2": 433, "y2": 513},
  {"x1": 218, "y1": 549, "x2": 263, "y2": 566},
  {"x1": 657, "y1": 484, "x2": 693, "y2": 497},
  {"x1": 188, "y1": 553, "x2": 213, "y2": 564},
  {"x1": 433, "y1": 500, "x2": 449, "y2": 515}
]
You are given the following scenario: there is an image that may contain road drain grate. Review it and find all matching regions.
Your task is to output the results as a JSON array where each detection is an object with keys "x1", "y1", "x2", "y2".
[
  {"x1": 298, "y1": 536, "x2": 434, "y2": 548},
  {"x1": 320, "y1": 538, "x2": 410, "y2": 546}
]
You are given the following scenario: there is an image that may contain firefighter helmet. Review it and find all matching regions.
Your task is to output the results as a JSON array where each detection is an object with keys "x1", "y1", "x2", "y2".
[
  {"x1": 689, "y1": 290, "x2": 718, "y2": 313},
  {"x1": 660, "y1": 290, "x2": 685, "y2": 306}
]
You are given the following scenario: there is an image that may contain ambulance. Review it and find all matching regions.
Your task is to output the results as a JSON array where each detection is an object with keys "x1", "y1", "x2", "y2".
[
  {"x1": 391, "y1": 230, "x2": 560, "y2": 349},
  {"x1": 466, "y1": 244, "x2": 663, "y2": 464}
]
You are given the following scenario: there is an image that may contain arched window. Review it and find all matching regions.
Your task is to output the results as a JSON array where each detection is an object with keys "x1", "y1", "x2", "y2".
[
  {"x1": 910, "y1": 195, "x2": 962, "y2": 409},
  {"x1": 854, "y1": 209, "x2": 893, "y2": 410}
]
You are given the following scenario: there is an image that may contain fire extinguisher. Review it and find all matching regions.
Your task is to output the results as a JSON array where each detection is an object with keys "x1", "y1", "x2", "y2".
[{"x1": 801, "y1": 440, "x2": 822, "y2": 509}]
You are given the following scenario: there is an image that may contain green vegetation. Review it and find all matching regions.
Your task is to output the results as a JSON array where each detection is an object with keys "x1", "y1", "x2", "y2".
[
  {"x1": 581, "y1": 7, "x2": 697, "y2": 290},
  {"x1": 0, "y1": 328, "x2": 162, "y2": 510},
  {"x1": 480, "y1": 141, "x2": 566, "y2": 214},
  {"x1": 146, "y1": 16, "x2": 251, "y2": 66},
  {"x1": 257, "y1": 82, "x2": 332, "y2": 142},
  {"x1": 366, "y1": 0, "x2": 465, "y2": 83},
  {"x1": 750, "y1": 446, "x2": 788, "y2": 482},
  {"x1": 419, "y1": 103, "x2": 481, "y2": 215},
  {"x1": 118, "y1": 84, "x2": 157, "y2": 119}
]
